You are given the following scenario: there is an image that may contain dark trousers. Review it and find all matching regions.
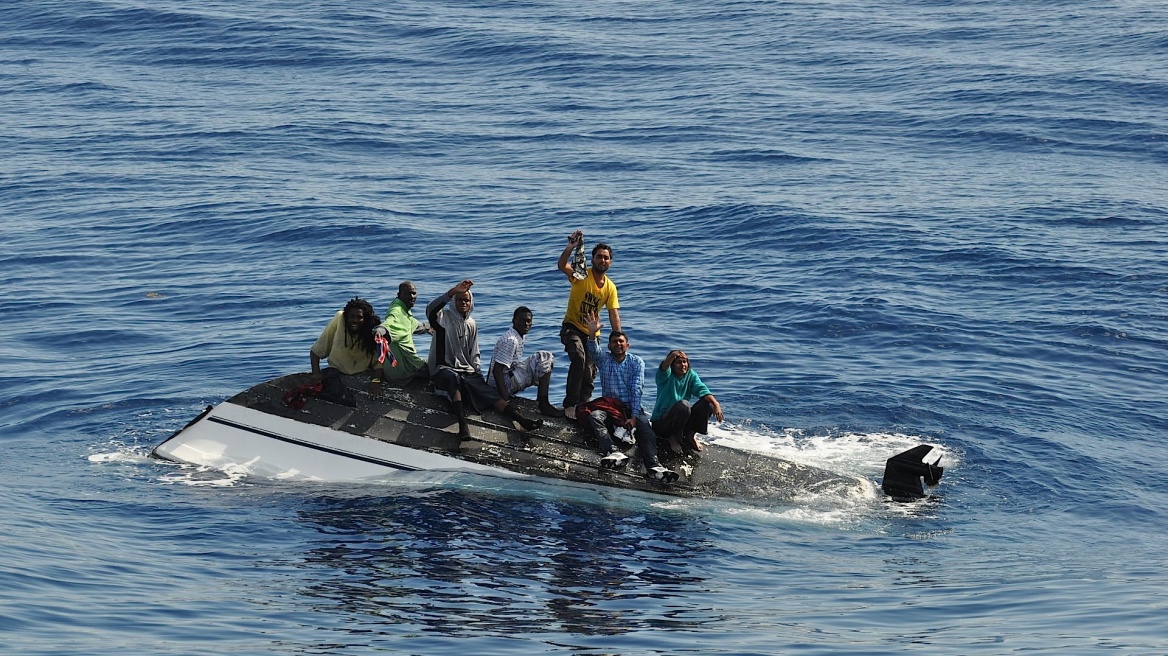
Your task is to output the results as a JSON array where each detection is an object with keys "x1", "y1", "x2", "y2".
[
  {"x1": 586, "y1": 410, "x2": 660, "y2": 468},
  {"x1": 651, "y1": 398, "x2": 714, "y2": 440},
  {"x1": 432, "y1": 367, "x2": 501, "y2": 413},
  {"x1": 560, "y1": 323, "x2": 595, "y2": 408}
]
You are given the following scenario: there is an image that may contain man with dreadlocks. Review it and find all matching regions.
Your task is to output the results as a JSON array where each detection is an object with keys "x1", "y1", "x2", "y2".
[{"x1": 310, "y1": 297, "x2": 387, "y2": 398}]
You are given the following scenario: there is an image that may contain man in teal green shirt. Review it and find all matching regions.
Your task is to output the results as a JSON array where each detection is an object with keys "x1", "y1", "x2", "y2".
[
  {"x1": 377, "y1": 281, "x2": 430, "y2": 384},
  {"x1": 650, "y1": 350, "x2": 724, "y2": 454}
]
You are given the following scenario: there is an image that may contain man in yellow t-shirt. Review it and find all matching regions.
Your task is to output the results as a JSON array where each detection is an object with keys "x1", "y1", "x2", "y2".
[
  {"x1": 309, "y1": 297, "x2": 385, "y2": 398},
  {"x1": 557, "y1": 230, "x2": 622, "y2": 420}
]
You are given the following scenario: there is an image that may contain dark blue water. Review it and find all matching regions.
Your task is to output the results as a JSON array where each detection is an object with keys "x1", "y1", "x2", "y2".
[{"x1": 3, "y1": 0, "x2": 1167, "y2": 653}]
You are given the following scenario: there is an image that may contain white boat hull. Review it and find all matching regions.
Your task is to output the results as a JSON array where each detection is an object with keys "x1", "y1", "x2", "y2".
[{"x1": 156, "y1": 401, "x2": 516, "y2": 481}]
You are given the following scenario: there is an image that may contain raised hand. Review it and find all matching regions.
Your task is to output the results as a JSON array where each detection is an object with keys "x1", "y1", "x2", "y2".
[
  {"x1": 450, "y1": 279, "x2": 474, "y2": 296},
  {"x1": 583, "y1": 310, "x2": 604, "y2": 336}
]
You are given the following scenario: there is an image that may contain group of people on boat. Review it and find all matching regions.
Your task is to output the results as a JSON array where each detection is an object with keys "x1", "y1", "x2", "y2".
[{"x1": 307, "y1": 230, "x2": 723, "y2": 482}]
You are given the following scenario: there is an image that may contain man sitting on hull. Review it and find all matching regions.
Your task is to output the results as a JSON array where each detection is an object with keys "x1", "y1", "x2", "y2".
[
  {"x1": 577, "y1": 312, "x2": 677, "y2": 482},
  {"x1": 376, "y1": 280, "x2": 430, "y2": 385},
  {"x1": 309, "y1": 296, "x2": 386, "y2": 399},
  {"x1": 487, "y1": 306, "x2": 564, "y2": 418},
  {"x1": 426, "y1": 279, "x2": 542, "y2": 440}
]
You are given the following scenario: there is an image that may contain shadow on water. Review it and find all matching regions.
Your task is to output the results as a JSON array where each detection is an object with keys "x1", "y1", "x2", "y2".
[{"x1": 289, "y1": 488, "x2": 722, "y2": 638}]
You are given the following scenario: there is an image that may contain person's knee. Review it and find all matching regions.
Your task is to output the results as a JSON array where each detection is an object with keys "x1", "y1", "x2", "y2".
[
  {"x1": 635, "y1": 416, "x2": 657, "y2": 439},
  {"x1": 433, "y1": 370, "x2": 459, "y2": 396}
]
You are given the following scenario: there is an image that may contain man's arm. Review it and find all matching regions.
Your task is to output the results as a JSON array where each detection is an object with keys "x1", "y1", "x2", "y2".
[
  {"x1": 491, "y1": 362, "x2": 511, "y2": 401},
  {"x1": 309, "y1": 312, "x2": 339, "y2": 378},
  {"x1": 490, "y1": 332, "x2": 518, "y2": 399},
  {"x1": 607, "y1": 307, "x2": 622, "y2": 334},
  {"x1": 583, "y1": 311, "x2": 603, "y2": 362},
  {"x1": 426, "y1": 280, "x2": 470, "y2": 326},
  {"x1": 557, "y1": 230, "x2": 583, "y2": 278},
  {"x1": 426, "y1": 293, "x2": 448, "y2": 328},
  {"x1": 370, "y1": 364, "x2": 385, "y2": 399},
  {"x1": 426, "y1": 291, "x2": 452, "y2": 369},
  {"x1": 629, "y1": 356, "x2": 645, "y2": 418},
  {"x1": 381, "y1": 303, "x2": 410, "y2": 340},
  {"x1": 584, "y1": 334, "x2": 600, "y2": 362}
]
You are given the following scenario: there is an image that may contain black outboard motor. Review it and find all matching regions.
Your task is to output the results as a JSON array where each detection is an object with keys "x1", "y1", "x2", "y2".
[{"x1": 882, "y1": 444, "x2": 944, "y2": 501}]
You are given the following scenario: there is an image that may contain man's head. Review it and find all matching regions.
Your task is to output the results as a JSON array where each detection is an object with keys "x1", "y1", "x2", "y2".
[
  {"x1": 670, "y1": 350, "x2": 689, "y2": 376},
  {"x1": 397, "y1": 281, "x2": 418, "y2": 308},
  {"x1": 608, "y1": 329, "x2": 629, "y2": 360},
  {"x1": 591, "y1": 243, "x2": 613, "y2": 275},
  {"x1": 453, "y1": 290, "x2": 473, "y2": 317},
  {"x1": 512, "y1": 306, "x2": 533, "y2": 336},
  {"x1": 342, "y1": 297, "x2": 378, "y2": 354},
  {"x1": 343, "y1": 297, "x2": 375, "y2": 334}
]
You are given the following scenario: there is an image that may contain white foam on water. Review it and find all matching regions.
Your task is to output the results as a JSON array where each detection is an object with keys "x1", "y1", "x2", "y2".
[
  {"x1": 87, "y1": 448, "x2": 155, "y2": 464},
  {"x1": 156, "y1": 462, "x2": 252, "y2": 487},
  {"x1": 681, "y1": 421, "x2": 957, "y2": 526},
  {"x1": 705, "y1": 422, "x2": 956, "y2": 479}
]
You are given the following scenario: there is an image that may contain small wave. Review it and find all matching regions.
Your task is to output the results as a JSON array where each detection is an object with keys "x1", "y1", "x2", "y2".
[
  {"x1": 87, "y1": 448, "x2": 154, "y2": 465},
  {"x1": 88, "y1": 441, "x2": 249, "y2": 487},
  {"x1": 156, "y1": 462, "x2": 251, "y2": 487}
]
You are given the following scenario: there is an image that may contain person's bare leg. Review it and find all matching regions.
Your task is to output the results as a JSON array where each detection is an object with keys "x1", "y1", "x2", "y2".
[
  {"x1": 495, "y1": 399, "x2": 543, "y2": 431},
  {"x1": 537, "y1": 372, "x2": 564, "y2": 417},
  {"x1": 450, "y1": 390, "x2": 471, "y2": 440}
]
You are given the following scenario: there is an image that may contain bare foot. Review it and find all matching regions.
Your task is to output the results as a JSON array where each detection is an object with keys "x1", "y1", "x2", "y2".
[
  {"x1": 564, "y1": 406, "x2": 577, "y2": 421},
  {"x1": 686, "y1": 434, "x2": 704, "y2": 452},
  {"x1": 668, "y1": 437, "x2": 684, "y2": 454}
]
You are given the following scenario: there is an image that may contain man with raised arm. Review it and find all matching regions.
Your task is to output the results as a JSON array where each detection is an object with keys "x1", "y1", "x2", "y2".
[
  {"x1": 488, "y1": 306, "x2": 564, "y2": 418},
  {"x1": 578, "y1": 312, "x2": 677, "y2": 483},
  {"x1": 426, "y1": 280, "x2": 542, "y2": 441},
  {"x1": 557, "y1": 230, "x2": 621, "y2": 420}
]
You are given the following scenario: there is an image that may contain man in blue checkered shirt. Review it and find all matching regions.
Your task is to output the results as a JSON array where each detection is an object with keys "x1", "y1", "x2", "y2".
[{"x1": 582, "y1": 313, "x2": 676, "y2": 482}]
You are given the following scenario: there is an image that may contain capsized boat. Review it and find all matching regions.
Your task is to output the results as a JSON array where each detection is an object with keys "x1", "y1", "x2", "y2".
[{"x1": 153, "y1": 372, "x2": 942, "y2": 502}]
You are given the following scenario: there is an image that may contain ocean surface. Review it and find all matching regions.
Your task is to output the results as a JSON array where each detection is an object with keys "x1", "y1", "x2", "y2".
[{"x1": 2, "y1": 0, "x2": 1166, "y2": 653}]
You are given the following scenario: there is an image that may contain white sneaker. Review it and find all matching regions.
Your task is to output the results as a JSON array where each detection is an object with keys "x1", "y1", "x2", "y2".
[
  {"x1": 648, "y1": 465, "x2": 679, "y2": 483},
  {"x1": 599, "y1": 452, "x2": 628, "y2": 470}
]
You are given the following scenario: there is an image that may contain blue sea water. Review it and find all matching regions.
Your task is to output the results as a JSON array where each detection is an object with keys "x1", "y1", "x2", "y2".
[{"x1": 2, "y1": 0, "x2": 1167, "y2": 653}]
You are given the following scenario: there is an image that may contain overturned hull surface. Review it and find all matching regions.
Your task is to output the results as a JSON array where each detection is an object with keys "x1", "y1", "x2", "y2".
[{"x1": 155, "y1": 373, "x2": 875, "y2": 501}]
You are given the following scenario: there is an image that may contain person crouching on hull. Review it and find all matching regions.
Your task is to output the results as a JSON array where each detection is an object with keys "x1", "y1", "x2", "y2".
[{"x1": 651, "y1": 350, "x2": 724, "y2": 454}]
